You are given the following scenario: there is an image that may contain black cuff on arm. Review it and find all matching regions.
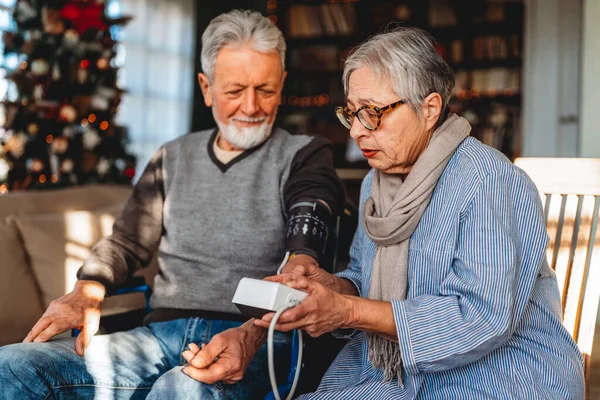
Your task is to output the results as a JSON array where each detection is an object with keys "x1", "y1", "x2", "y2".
[{"x1": 284, "y1": 199, "x2": 332, "y2": 264}]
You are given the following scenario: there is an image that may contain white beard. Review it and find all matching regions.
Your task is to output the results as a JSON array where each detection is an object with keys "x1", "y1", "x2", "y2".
[{"x1": 214, "y1": 114, "x2": 274, "y2": 150}]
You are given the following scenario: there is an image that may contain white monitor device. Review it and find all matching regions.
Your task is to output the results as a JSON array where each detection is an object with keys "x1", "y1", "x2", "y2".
[{"x1": 232, "y1": 277, "x2": 308, "y2": 319}]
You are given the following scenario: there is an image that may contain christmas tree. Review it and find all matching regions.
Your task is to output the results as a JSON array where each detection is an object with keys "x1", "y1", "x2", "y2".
[{"x1": 0, "y1": 0, "x2": 135, "y2": 192}]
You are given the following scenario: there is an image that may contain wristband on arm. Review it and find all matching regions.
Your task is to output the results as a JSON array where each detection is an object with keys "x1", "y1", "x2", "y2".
[{"x1": 284, "y1": 199, "x2": 332, "y2": 264}]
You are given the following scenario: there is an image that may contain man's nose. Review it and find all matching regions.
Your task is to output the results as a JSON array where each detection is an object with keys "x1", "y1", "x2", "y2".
[{"x1": 240, "y1": 90, "x2": 259, "y2": 115}]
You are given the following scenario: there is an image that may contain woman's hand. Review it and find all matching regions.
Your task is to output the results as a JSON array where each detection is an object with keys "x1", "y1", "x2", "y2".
[
  {"x1": 268, "y1": 261, "x2": 359, "y2": 296},
  {"x1": 254, "y1": 276, "x2": 354, "y2": 337},
  {"x1": 269, "y1": 260, "x2": 337, "y2": 291}
]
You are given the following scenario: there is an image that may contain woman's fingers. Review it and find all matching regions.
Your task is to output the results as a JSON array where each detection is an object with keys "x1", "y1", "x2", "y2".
[
  {"x1": 280, "y1": 263, "x2": 309, "y2": 276},
  {"x1": 281, "y1": 275, "x2": 316, "y2": 292},
  {"x1": 253, "y1": 318, "x2": 305, "y2": 332},
  {"x1": 254, "y1": 299, "x2": 311, "y2": 330},
  {"x1": 264, "y1": 274, "x2": 286, "y2": 283},
  {"x1": 264, "y1": 272, "x2": 303, "y2": 284}
]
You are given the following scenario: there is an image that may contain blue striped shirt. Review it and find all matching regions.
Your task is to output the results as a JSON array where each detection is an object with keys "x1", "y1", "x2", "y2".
[{"x1": 300, "y1": 138, "x2": 584, "y2": 399}]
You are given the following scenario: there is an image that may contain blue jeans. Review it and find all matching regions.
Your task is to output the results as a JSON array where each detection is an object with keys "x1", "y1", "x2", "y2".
[{"x1": 0, "y1": 318, "x2": 291, "y2": 399}]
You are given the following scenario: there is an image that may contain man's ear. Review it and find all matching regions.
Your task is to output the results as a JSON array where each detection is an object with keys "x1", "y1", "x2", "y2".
[
  {"x1": 278, "y1": 71, "x2": 288, "y2": 105},
  {"x1": 422, "y1": 92, "x2": 442, "y2": 131},
  {"x1": 198, "y1": 73, "x2": 212, "y2": 107}
]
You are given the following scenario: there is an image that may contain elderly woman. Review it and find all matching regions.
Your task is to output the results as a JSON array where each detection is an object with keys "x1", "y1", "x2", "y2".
[{"x1": 256, "y1": 28, "x2": 584, "y2": 398}]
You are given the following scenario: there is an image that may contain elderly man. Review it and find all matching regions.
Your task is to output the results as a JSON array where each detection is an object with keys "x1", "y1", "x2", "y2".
[{"x1": 0, "y1": 10, "x2": 345, "y2": 399}]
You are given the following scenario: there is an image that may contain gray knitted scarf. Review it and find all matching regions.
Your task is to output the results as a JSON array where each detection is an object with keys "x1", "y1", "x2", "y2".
[{"x1": 362, "y1": 114, "x2": 471, "y2": 385}]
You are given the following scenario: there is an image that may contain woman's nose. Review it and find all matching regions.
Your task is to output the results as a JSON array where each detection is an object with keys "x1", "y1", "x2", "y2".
[{"x1": 349, "y1": 118, "x2": 369, "y2": 141}]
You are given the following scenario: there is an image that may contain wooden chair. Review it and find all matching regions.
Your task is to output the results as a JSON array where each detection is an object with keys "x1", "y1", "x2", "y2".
[{"x1": 514, "y1": 157, "x2": 600, "y2": 398}]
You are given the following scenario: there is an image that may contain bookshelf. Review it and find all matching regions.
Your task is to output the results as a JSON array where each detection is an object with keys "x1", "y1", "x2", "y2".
[{"x1": 267, "y1": 0, "x2": 525, "y2": 203}]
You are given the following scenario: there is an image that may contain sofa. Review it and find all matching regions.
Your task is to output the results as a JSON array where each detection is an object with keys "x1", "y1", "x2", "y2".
[{"x1": 0, "y1": 185, "x2": 158, "y2": 346}]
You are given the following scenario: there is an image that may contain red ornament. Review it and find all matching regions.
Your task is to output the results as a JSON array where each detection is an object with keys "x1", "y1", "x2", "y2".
[
  {"x1": 124, "y1": 168, "x2": 135, "y2": 179},
  {"x1": 61, "y1": 3, "x2": 107, "y2": 34}
]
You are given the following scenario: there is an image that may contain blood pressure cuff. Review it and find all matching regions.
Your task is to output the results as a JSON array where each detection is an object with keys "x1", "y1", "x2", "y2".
[{"x1": 284, "y1": 199, "x2": 332, "y2": 263}]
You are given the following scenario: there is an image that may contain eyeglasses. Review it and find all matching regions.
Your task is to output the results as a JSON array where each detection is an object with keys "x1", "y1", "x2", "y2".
[{"x1": 335, "y1": 99, "x2": 406, "y2": 131}]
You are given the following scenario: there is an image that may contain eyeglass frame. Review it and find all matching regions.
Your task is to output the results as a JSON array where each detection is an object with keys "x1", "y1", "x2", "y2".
[{"x1": 334, "y1": 99, "x2": 407, "y2": 131}]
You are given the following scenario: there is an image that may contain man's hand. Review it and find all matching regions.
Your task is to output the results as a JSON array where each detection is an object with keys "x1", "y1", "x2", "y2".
[
  {"x1": 23, "y1": 280, "x2": 105, "y2": 356},
  {"x1": 181, "y1": 320, "x2": 266, "y2": 384}
]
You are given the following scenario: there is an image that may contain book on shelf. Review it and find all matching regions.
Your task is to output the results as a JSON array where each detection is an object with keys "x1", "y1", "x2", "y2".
[
  {"x1": 484, "y1": 2, "x2": 506, "y2": 23},
  {"x1": 286, "y1": 3, "x2": 357, "y2": 39},
  {"x1": 372, "y1": 3, "x2": 412, "y2": 28},
  {"x1": 450, "y1": 40, "x2": 463, "y2": 64},
  {"x1": 289, "y1": 46, "x2": 339, "y2": 71},
  {"x1": 453, "y1": 68, "x2": 521, "y2": 97},
  {"x1": 320, "y1": 4, "x2": 337, "y2": 36},
  {"x1": 428, "y1": 0, "x2": 457, "y2": 28},
  {"x1": 472, "y1": 36, "x2": 517, "y2": 62}
]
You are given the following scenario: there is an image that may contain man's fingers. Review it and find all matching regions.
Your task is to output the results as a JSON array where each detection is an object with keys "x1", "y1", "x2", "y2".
[
  {"x1": 181, "y1": 343, "x2": 200, "y2": 362},
  {"x1": 182, "y1": 350, "x2": 194, "y2": 362},
  {"x1": 75, "y1": 334, "x2": 85, "y2": 356},
  {"x1": 75, "y1": 316, "x2": 99, "y2": 356},
  {"x1": 33, "y1": 321, "x2": 65, "y2": 343},
  {"x1": 183, "y1": 362, "x2": 230, "y2": 384},
  {"x1": 23, "y1": 317, "x2": 52, "y2": 342},
  {"x1": 188, "y1": 339, "x2": 224, "y2": 369}
]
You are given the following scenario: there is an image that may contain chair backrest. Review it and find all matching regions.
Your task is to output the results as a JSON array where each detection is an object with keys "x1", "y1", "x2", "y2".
[{"x1": 514, "y1": 157, "x2": 600, "y2": 395}]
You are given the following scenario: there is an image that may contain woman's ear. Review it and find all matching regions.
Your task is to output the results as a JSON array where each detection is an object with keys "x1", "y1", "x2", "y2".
[
  {"x1": 422, "y1": 92, "x2": 443, "y2": 131},
  {"x1": 197, "y1": 73, "x2": 212, "y2": 107}
]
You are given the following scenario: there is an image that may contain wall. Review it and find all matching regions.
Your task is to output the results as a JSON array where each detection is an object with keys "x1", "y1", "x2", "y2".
[
  {"x1": 522, "y1": 0, "x2": 582, "y2": 157},
  {"x1": 580, "y1": 0, "x2": 600, "y2": 157}
]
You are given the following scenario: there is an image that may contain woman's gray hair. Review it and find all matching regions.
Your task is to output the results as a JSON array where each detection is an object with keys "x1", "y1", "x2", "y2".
[
  {"x1": 201, "y1": 10, "x2": 286, "y2": 81},
  {"x1": 343, "y1": 27, "x2": 455, "y2": 125}
]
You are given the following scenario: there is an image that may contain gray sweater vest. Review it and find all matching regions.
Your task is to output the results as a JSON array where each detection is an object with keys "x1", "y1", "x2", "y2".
[{"x1": 152, "y1": 128, "x2": 313, "y2": 314}]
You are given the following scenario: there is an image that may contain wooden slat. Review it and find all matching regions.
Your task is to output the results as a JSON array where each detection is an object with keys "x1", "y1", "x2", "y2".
[
  {"x1": 543, "y1": 194, "x2": 551, "y2": 225},
  {"x1": 557, "y1": 195, "x2": 581, "y2": 325},
  {"x1": 576, "y1": 196, "x2": 600, "y2": 356},
  {"x1": 514, "y1": 158, "x2": 600, "y2": 196},
  {"x1": 546, "y1": 194, "x2": 567, "y2": 299},
  {"x1": 563, "y1": 195, "x2": 591, "y2": 339}
]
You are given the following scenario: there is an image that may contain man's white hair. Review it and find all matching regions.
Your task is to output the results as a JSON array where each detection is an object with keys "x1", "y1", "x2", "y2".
[
  {"x1": 201, "y1": 10, "x2": 286, "y2": 81},
  {"x1": 343, "y1": 27, "x2": 455, "y2": 126}
]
